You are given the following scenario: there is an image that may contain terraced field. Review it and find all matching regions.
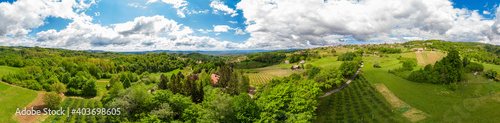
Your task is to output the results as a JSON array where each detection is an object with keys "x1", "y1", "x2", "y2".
[
  {"x1": 247, "y1": 66, "x2": 306, "y2": 85},
  {"x1": 316, "y1": 76, "x2": 408, "y2": 122}
]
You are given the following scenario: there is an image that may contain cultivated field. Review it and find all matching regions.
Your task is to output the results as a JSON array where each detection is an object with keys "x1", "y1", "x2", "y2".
[
  {"x1": 43, "y1": 98, "x2": 106, "y2": 123},
  {"x1": 316, "y1": 76, "x2": 408, "y2": 122},
  {"x1": 402, "y1": 51, "x2": 445, "y2": 65}
]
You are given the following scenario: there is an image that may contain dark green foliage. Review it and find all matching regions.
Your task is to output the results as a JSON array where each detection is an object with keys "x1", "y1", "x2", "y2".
[
  {"x1": 368, "y1": 46, "x2": 402, "y2": 54},
  {"x1": 248, "y1": 52, "x2": 286, "y2": 65},
  {"x1": 373, "y1": 62, "x2": 381, "y2": 68},
  {"x1": 401, "y1": 58, "x2": 417, "y2": 71},
  {"x1": 314, "y1": 66, "x2": 344, "y2": 90},
  {"x1": 82, "y1": 79, "x2": 98, "y2": 97},
  {"x1": 339, "y1": 61, "x2": 359, "y2": 77},
  {"x1": 337, "y1": 52, "x2": 358, "y2": 61},
  {"x1": 43, "y1": 92, "x2": 62, "y2": 109},
  {"x1": 158, "y1": 74, "x2": 168, "y2": 90},
  {"x1": 231, "y1": 94, "x2": 260, "y2": 123},
  {"x1": 407, "y1": 49, "x2": 463, "y2": 84},
  {"x1": 306, "y1": 66, "x2": 321, "y2": 79},
  {"x1": 485, "y1": 69, "x2": 498, "y2": 79},
  {"x1": 464, "y1": 62, "x2": 484, "y2": 73},
  {"x1": 123, "y1": 77, "x2": 131, "y2": 89}
]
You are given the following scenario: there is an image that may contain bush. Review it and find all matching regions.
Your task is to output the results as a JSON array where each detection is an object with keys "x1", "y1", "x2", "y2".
[
  {"x1": 373, "y1": 62, "x2": 381, "y2": 68},
  {"x1": 485, "y1": 69, "x2": 498, "y2": 79},
  {"x1": 305, "y1": 64, "x2": 312, "y2": 69},
  {"x1": 51, "y1": 82, "x2": 67, "y2": 94},
  {"x1": 464, "y1": 62, "x2": 484, "y2": 73},
  {"x1": 43, "y1": 92, "x2": 62, "y2": 109},
  {"x1": 448, "y1": 83, "x2": 458, "y2": 91}
]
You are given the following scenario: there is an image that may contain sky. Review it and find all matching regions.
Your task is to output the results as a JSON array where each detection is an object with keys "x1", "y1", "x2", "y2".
[{"x1": 0, "y1": 0, "x2": 500, "y2": 51}]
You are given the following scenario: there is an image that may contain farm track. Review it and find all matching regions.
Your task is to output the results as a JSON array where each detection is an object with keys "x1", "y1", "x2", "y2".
[{"x1": 319, "y1": 64, "x2": 364, "y2": 98}]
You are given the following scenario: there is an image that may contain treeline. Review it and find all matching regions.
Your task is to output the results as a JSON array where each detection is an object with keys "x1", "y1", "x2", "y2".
[
  {"x1": 248, "y1": 52, "x2": 286, "y2": 64},
  {"x1": 171, "y1": 52, "x2": 237, "y2": 62},
  {"x1": 367, "y1": 47, "x2": 402, "y2": 54},
  {"x1": 112, "y1": 52, "x2": 186, "y2": 73}
]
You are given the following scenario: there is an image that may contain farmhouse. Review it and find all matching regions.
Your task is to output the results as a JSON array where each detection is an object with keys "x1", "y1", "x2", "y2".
[
  {"x1": 374, "y1": 52, "x2": 379, "y2": 55},
  {"x1": 417, "y1": 48, "x2": 424, "y2": 52},
  {"x1": 292, "y1": 65, "x2": 300, "y2": 69},
  {"x1": 300, "y1": 60, "x2": 305, "y2": 64},
  {"x1": 285, "y1": 60, "x2": 290, "y2": 64},
  {"x1": 211, "y1": 74, "x2": 220, "y2": 85}
]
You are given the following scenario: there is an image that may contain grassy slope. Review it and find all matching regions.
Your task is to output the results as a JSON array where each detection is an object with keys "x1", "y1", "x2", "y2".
[
  {"x1": 0, "y1": 82, "x2": 38, "y2": 123},
  {"x1": 0, "y1": 66, "x2": 20, "y2": 78},
  {"x1": 362, "y1": 55, "x2": 500, "y2": 122}
]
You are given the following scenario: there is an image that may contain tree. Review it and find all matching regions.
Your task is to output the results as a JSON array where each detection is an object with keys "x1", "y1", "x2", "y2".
[
  {"x1": 43, "y1": 92, "x2": 62, "y2": 109},
  {"x1": 83, "y1": 79, "x2": 98, "y2": 97},
  {"x1": 217, "y1": 65, "x2": 232, "y2": 88},
  {"x1": 123, "y1": 77, "x2": 131, "y2": 89},
  {"x1": 231, "y1": 94, "x2": 259, "y2": 123},
  {"x1": 51, "y1": 82, "x2": 67, "y2": 94},
  {"x1": 339, "y1": 61, "x2": 359, "y2": 77},
  {"x1": 159, "y1": 74, "x2": 168, "y2": 90},
  {"x1": 463, "y1": 56, "x2": 470, "y2": 67}
]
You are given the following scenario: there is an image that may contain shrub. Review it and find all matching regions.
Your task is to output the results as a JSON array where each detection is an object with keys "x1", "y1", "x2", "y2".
[
  {"x1": 373, "y1": 62, "x2": 381, "y2": 68},
  {"x1": 464, "y1": 62, "x2": 484, "y2": 73},
  {"x1": 43, "y1": 92, "x2": 62, "y2": 109},
  {"x1": 448, "y1": 83, "x2": 459, "y2": 91},
  {"x1": 305, "y1": 64, "x2": 312, "y2": 69},
  {"x1": 51, "y1": 82, "x2": 67, "y2": 94}
]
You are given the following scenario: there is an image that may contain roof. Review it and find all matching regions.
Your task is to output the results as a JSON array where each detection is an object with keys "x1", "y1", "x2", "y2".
[{"x1": 211, "y1": 74, "x2": 220, "y2": 85}]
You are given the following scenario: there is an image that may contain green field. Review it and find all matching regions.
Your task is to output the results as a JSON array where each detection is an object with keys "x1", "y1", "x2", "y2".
[
  {"x1": 150, "y1": 68, "x2": 191, "y2": 77},
  {"x1": 316, "y1": 76, "x2": 408, "y2": 122},
  {"x1": 0, "y1": 65, "x2": 20, "y2": 78},
  {"x1": 43, "y1": 98, "x2": 105, "y2": 123},
  {"x1": 362, "y1": 55, "x2": 500, "y2": 122},
  {"x1": 0, "y1": 82, "x2": 38, "y2": 123}
]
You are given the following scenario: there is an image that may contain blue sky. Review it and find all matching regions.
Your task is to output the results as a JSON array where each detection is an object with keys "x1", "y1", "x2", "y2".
[{"x1": 0, "y1": 0, "x2": 500, "y2": 51}]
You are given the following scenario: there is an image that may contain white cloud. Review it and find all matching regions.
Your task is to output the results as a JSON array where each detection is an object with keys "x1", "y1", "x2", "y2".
[
  {"x1": 210, "y1": 0, "x2": 238, "y2": 17},
  {"x1": 197, "y1": 29, "x2": 212, "y2": 33},
  {"x1": 229, "y1": 21, "x2": 237, "y2": 24},
  {"x1": 234, "y1": 28, "x2": 246, "y2": 35},
  {"x1": 236, "y1": 0, "x2": 500, "y2": 49},
  {"x1": 483, "y1": 11, "x2": 491, "y2": 15},
  {"x1": 34, "y1": 15, "x2": 242, "y2": 51},
  {"x1": 128, "y1": 2, "x2": 147, "y2": 9},
  {"x1": 147, "y1": 0, "x2": 188, "y2": 18},
  {"x1": 0, "y1": 0, "x2": 94, "y2": 37},
  {"x1": 213, "y1": 25, "x2": 231, "y2": 32}
]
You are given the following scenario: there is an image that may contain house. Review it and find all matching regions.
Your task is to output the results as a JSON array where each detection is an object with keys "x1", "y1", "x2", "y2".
[
  {"x1": 353, "y1": 47, "x2": 356, "y2": 50},
  {"x1": 197, "y1": 61, "x2": 203, "y2": 64},
  {"x1": 300, "y1": 60, "x2": 305, "y2": 64},
  {"x1": 417, "y1": 48, "x2": 424, "y2": 52},
  {"x1": 432, "y1": 48, "x2": 436, "y2": 51},
  {"x1": 374, "y1": 52, "x2": 379, "y2": 55},
  {"x1": 292, "y1": 65, "x2": 300, "y2": 69},
  {"x1": 211, "y1": 74, "x2": 220, "y2": 85},
  {"x1": 285, "y1": 60, "x2": 290, "y2": 64}
]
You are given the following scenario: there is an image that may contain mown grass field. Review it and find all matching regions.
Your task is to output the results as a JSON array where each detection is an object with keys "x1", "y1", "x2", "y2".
[
  {"x1": 0, "y1": 82, "x2": 38, "y2": 123},
  {"x1": 0, "y1": 65, "x2": 20, "y2": 78},
  {"x1": 362, "y1": 55, "x2": 500, "y2": 122}
]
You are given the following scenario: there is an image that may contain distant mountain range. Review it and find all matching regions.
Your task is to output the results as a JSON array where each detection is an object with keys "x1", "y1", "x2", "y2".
[{"x1": 85, "y1": 49, "x2": 301, "y2": 55}]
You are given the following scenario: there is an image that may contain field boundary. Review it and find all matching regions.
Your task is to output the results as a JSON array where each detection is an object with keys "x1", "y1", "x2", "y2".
[
  {"x1": 319, "y1": 64, "x2": 363, "y2": 98},
  {"x1": 373, "y1": 83, "x2": 428, "y2": 122}
]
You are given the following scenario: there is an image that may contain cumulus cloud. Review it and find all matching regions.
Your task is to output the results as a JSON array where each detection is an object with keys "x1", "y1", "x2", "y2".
[
  {"x1": 237, "y1": 0, "x2": 500, "y2": 48},
  {"x1": 34, "y1": 15, "x2": 241, "y2": 51},
  {"x1": 147, "y1": 0, "x2": 188, "y2": 18},
  {"x1": 0, "y1": 0, "x2": 94, "y2": 37},
  {"x1": 229, "y1": 21, "x2": 237, "y2": 24},
  {"x1": 213, "y1": 25, "x2": 231, "y2": 32},
  {"x1": 234, "y1": 28, "x2": 246, "y2": 35},
  {"x1": 210, "y1": 0, "x2": 238, "y2": 17}
]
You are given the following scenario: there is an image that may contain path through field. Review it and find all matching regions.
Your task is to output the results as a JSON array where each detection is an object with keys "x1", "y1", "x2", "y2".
[
  {"x1": 15, "y1": 93, "x2": 47, "y2": 123},
  {"x1": 319, "y1": 64, "x2": 364, "y2": 98},
  {"x1": 374, "y1": 83, "x2": 427, "y2": 122}
]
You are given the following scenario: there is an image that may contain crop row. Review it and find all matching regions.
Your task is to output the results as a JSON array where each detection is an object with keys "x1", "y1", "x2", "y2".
[
  {"x1": 43, "y1": 99, "x2": 105, "y2": 123},
  {"x1": 318, "y1": 76, "x2": 407, "y2": 122}
]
